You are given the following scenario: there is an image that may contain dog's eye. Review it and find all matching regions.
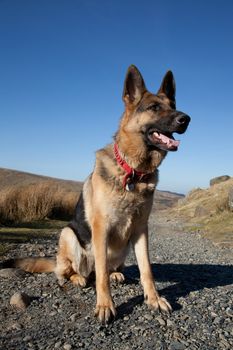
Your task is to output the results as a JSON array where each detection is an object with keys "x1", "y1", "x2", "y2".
[{"x1": 148, "y1": 104, "x2": 160, "y2": 112}]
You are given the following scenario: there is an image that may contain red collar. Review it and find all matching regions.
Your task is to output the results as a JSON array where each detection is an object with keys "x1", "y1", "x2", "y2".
[{"x1": 113, "y1": 143, "x2": 151, "y2": 190}]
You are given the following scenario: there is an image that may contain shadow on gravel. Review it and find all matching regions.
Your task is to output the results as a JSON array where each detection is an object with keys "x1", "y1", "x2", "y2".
[
  {"x1": 116, "y1": 295, "x2": 144, "y2": 320},
  {"x1": 120, "y1": 263, "x2": 233, "y2": 315}
]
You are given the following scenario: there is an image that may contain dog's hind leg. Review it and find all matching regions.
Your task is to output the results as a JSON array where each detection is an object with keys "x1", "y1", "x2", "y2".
[
  {"x1": 55, "y1": 227, "x2": 85, "y2": 286},
  {"x1": 108, "y1": 245, "x2": 129, "y2": 284},
  {"x1": 110, "y1": 271, "x2": 125, "y2": 283},
  {"x1": 110, "y1": 264, "x2": 125, "y2": 283},
  {"x1": 55, "y1": 227, "x2": 94, "y2": 287},
  {"x1": 70, "y1": 273, "x2": 87, "y2": 287}
]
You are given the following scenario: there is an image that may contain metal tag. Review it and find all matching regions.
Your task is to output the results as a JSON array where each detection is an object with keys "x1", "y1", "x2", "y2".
[{"x1": 126, "y1": 182, "x2": 135, "y2": 191}]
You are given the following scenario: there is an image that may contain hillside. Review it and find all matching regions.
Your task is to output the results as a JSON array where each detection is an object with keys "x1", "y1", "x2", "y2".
[
  {"x1": 0, "y1": 168, "x2": 83, "y2": 191},
  {"x1": 168, "y1": 177, "x2": 233, "y2": 246},
  {"x1": 0, "y1": 168, "x2": 83, "y2": 224},
  {"x1": 153, "y1": 190, "x2": 184, "y2": 211},
  {"x1": 0, "y1": 168, "x2": 183, "y2": 224}
]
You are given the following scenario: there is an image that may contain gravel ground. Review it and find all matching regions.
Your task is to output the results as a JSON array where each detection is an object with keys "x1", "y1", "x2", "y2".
[{"x1": 0, "y1": 213, "x2": 233, "y2": 350}]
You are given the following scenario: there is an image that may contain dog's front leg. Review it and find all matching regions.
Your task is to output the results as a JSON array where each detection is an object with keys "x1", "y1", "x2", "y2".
[
  {"x1": 132, "y1": 226, "x2": 172, "y2": 313},
  {"x1": 92, "y1": 216, "x2": 116, "y2": 323}
]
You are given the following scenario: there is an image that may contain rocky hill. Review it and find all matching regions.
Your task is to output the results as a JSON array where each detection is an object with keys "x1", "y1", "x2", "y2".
[{"x1": 168, "y1": 176, "x2": 233, "y2": 246}]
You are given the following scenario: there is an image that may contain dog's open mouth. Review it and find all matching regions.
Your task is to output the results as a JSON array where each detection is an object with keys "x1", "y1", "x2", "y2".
[{"x1": 148, "y1": 130, "x2": 180, "y2": 151}]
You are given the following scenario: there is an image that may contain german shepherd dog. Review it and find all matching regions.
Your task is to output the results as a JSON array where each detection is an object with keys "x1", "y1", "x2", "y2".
[
  {"x1": 5, "y1": 66, "x2": 190, "y2": 324},
  {"x1": 54, "y1": 65, "x2": 190, "y2": 323}
]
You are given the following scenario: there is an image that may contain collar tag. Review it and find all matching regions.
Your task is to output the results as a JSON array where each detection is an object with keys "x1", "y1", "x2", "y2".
[{"x1": 126, "y1": 182, "x2": 135, "y2": 191}]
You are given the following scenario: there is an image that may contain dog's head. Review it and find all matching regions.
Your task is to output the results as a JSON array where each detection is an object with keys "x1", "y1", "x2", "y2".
[{"x1": 119, "y1": 65, "x2": 190, "y2": 155}]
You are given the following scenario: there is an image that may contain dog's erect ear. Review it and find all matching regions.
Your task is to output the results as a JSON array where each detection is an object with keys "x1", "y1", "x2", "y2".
[
  {"x1": 123, "y1": 65, "x2": 146, "y2": 106},
  {"x1": 158, "y1": 71, "x2": 176, "y2": 102}
]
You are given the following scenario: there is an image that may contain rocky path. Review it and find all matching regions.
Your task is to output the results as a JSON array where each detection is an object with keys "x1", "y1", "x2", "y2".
[{"x1": 0, "y1": 214, "x2": 233, "y2": 350}]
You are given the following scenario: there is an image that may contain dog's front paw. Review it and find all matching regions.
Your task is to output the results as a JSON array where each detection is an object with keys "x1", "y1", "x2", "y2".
[
  {"x1": 110, "y1": 272, "x2": 125, "y2": 283},
  {"x1": 94, "y1": 299, "x2": 116, "y2": 324},
  {"x1": 146, "y1": 295, "x2": 172, "y2": 314}
]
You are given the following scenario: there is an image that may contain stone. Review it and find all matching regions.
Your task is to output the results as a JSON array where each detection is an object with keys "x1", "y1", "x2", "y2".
[
  {"x1": 156, "y1": 316, "x2": 166, "y2": 326},
  {"x1": 210, "y1": 175, "x2": 230, "y2": 187},
  {"x1": 54, "y1": 341, "x2": 62, "y2": 349},
  {"x1": 166, "y1": 319, "x2": 174, "y2": 327},
  {"x1": 225, "y1": 307, "x2": 233, "y2": 317},
  {"x1": 23, "y1": 335, "x2": 32, "y2": 342},
  {"x1": 10, "y1": 292, "x2": 31, "y2": 310},
  {"x1": 144, "y1": 313, "x2": 153, "y2": 321},
  {"x1": 170, "y1": 341, "x2": 186, "y2": 350},
  {"x1": 63, "y1": 344, "x2": 72, "y2": 350}
]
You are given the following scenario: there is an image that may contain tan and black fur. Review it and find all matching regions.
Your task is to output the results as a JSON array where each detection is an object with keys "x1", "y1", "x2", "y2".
[
  {"x1": 54, "y1": 65, "x2": 190, "y2": 323},
  {"x1": 3, "y1": 66, "x2": 190, "y2": 324}
]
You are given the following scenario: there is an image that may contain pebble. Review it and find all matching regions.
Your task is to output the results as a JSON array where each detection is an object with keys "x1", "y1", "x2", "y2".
[
  {"x1": 23, "y1": 335, "x2": 32, "y2": 342},
  {"x1": 225, "y1": 307, "x2": 233, "y2": 317},
  {"x1": 155, "y1": 316, "x2": 166, "y2": 326},
  {"x1": 54, "y1": 341, "x2": 62, "y2": 348},
  {"x1": 10, "y1": 292, "x2": 31, "y2": 310},
  {"x1": 144, "y1": 313, "x2": 153, "y2": 321},
  {"x1": 63, "y1": 344, "x2": 72, "y2": 350},
  {"x1": 166, "y1": 319, "x2": 174, "y2": 327},
  {"x1": 170, "y1": 341, "x2": 186, "y2": 350}
]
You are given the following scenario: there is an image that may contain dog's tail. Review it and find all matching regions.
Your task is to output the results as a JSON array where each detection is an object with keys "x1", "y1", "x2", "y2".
[{"x1": 1, "y1": 257, "x2": 56, "y2": 273}]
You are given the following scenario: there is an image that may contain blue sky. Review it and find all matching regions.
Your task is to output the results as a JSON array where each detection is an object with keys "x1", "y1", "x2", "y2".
[{"x1": 0, "y1": 0, "x2": 233, "y2": 194}]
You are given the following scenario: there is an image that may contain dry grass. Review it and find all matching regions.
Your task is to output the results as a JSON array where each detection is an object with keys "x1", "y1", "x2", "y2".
[
  {"x1": 0, "y1": 180, "x2": 80, "y2": 224},
  {"x1": 168, "y1": 178, "x2": 233, "y2": 246}
]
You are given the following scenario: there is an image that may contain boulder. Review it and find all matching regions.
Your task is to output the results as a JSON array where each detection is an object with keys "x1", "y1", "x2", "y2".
[{"x1": 210, "y1": 175, "x2": 231, "y2": 187}]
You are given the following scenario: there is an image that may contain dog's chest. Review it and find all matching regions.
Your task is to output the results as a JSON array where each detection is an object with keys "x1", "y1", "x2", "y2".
[{"x1": 107, "y1": 191, "x2": 153, "y2": 245}]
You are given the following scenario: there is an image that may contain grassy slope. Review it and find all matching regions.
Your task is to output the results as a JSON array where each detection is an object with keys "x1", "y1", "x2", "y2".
[
  {"x1": 0, "y1": 168, "x2": 84, "y2": 224},
  {"x1": 168, "y1": 178, "x2": 233, "y2": 246}
]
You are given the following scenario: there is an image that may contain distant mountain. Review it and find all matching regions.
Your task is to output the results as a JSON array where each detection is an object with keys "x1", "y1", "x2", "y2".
[{"x1": 153, "y1": 190, "x2": 184, "y2": 211}]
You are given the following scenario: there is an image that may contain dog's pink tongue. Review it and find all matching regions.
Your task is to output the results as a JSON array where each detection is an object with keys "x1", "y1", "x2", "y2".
[{"x1": 153, "y1": 132, "x2": 180, "y2": 150}]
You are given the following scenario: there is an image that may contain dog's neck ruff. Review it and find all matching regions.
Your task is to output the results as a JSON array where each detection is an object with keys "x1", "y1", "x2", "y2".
[{"x1": 113, "y1": 143, "x2": 152, "y2": 191}]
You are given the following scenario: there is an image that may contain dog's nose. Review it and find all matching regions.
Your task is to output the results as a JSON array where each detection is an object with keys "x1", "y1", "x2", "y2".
[{"x1": 175, "y1": 113, "x2": 191, "y2": 126}]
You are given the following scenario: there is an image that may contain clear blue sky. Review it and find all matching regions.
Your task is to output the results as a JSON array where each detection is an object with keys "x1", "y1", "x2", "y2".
[{"x1": 1, "y1": 0, "x2": 233, "y2": 194}]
